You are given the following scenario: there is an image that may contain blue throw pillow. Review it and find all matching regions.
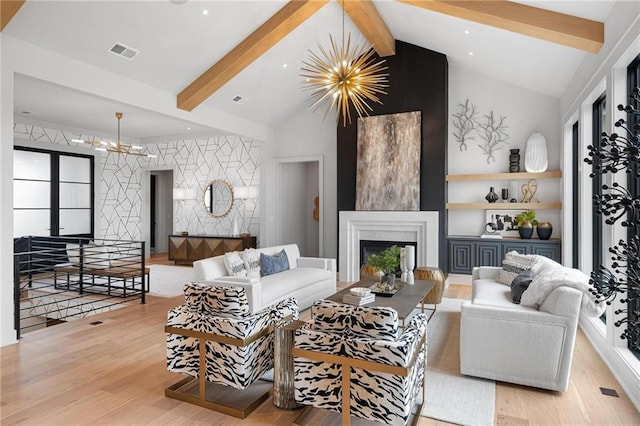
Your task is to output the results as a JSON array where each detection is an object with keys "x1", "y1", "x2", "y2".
[{"x1": 260, "y1": 249, "x2": 290, "y2": 277}]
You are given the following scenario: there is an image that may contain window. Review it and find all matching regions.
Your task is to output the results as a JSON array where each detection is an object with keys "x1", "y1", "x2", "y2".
[
  {"x1": 13, "y1": 147, "x2": 94, "y2": 238},
  {"x1": 627, "y1": 54, "x2": 640, "y2": 358},
  {"x1": 592, "y1": 94, "x2": 606, "y2": 323},
  {"x1": 572, "y1": 120, "x2": 579, "y2": 269},
  {"x1": 592, "y1": 95, "x2": 606, "y2": 273}
]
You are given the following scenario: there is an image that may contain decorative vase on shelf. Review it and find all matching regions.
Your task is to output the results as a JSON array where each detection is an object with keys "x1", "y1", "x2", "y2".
[
  {"x1": 509, "y1": 148, "x2": 520, "y2": 172},
  {"x1": 524, "y1": 133, "x2": 548, "y2": 172},
  {"x1": 518, "y1": 222, "x2": 533, "y2": 240},
  {"x1": 485, "y1": 187, "x2": 499, "y2": 203},
  {"x1": 518, "y1": 223, "x2": 534, "y2": 239},
  {"x1": 536, "y1": 222, "x2": 553, "y2": 240}
]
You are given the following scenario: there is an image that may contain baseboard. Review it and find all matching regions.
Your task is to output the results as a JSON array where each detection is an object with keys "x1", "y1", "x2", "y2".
[
  {"x1": 580, "y1": 316, "x2": 640, "y2": 411},
  {"x1": 446, "y1": 273, "x2": 472, "y2": 286}
]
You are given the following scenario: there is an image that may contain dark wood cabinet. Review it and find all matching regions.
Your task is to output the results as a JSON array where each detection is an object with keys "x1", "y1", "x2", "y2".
[
  {"x1": 168, "y1": 234, "x2": 257, "y2": 265},
  {"x1": 447, "y1": 236, "x2": 561, "y2": 275}
]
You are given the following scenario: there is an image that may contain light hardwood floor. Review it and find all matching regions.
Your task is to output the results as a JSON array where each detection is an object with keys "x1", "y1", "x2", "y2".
[{"x1": 1, "y1": 255, "x2": 638, "y2": 425}]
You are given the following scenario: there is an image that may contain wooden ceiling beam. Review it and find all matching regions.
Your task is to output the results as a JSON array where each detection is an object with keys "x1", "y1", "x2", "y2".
[
  {"x1": 396, "y1": 0, "x2": 604, "y2": 53},
  {"x1": 341, "y1": 0, "x2": 395, "y2": 57},
  {"x1": 177, "y1": 0, "x2": 329, "y2": 112},
  {"x1": 1, "y1": 0, "x2": 26, "y2": 32}
]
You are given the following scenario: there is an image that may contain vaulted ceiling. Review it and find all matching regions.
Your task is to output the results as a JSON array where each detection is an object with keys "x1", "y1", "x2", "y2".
[{"x1": 3, "y1": 0, "x2": 615, "y2": 141}]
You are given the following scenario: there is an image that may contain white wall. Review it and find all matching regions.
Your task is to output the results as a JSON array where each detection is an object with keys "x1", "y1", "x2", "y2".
[
  {"x1": 1, "y1": 33, "x2": 18, "y2": 346},
  {"x1": 269, "y1": 109, "x2": 337, "y2": 259},
  {"x1": 277, "y1": 162, "x2": 308, "y2": 251},
  {"x1": 447, "y1": 64, "x2": 562, "y2": 238}
]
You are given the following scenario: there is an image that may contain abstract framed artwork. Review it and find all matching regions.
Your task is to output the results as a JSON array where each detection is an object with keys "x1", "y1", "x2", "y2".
[
  {"x1": 485, "y1": 209, "x2": 519, "y2": 237},
  {"x1": 355, "y1": 111, "x2": 421, "y2": 211}
]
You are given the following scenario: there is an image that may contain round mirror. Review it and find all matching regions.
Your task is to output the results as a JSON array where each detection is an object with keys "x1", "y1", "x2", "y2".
[{"x1": 203, "y1": 179, "x2": 234, "y2": 218}]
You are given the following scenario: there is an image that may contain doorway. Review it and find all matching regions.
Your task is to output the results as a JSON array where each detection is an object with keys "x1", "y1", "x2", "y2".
[
  {"x1": 275, "y1": 157, "x2": 323, "y2": 257},
  {"x1": 148, "y1": 170, "x2": 173, "y2": 254}
]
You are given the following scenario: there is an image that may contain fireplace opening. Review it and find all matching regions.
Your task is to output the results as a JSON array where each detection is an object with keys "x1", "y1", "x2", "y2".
[{"x1": 360, "y1": 240, "x2": 417, "y2": 277}]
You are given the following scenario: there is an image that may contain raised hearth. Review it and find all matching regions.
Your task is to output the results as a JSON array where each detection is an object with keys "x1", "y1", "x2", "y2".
[{"x1": 339, "y1": 211, "x2": 439, "y2": 281}]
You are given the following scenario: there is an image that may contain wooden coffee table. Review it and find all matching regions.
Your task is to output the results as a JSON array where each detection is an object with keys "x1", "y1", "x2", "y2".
[{"x1": 327, "y1": 277, "x2": 436, "y2": 325}]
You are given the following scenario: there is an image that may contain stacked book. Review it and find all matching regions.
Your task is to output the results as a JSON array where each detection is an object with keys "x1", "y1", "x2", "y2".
[{"x1": 342, "y1": 293, "x2": 375, "y2": 305}]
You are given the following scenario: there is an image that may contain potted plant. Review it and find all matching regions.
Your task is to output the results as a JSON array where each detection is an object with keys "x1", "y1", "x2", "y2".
[
  {"x1": 366, "y1": 245, "x2": 401, "y2": 289},
  {"x1": 515, "y1": 210, "x2": 538, "y2": 239}
]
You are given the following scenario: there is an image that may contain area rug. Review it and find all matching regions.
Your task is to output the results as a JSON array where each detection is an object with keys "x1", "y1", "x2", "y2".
[
  {"x1": 147, "y1": 264, "x2": 194, "y2": 297},
  {"x1": 422, "y1": 297, "x2": 495, "y2": 426}
]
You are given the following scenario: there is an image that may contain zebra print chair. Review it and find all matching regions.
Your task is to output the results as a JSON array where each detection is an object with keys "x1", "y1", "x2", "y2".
[
  {"x1": 165, "y1": 282, "x2": 298, "y2": 418},
  {"x1": 292, "y1": 299, "x2": 428, "y2": 426}
]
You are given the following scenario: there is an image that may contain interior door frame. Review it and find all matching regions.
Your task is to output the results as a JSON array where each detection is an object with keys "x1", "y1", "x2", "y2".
[
  {"x1": 274, "y1": 155, "x2": 324, "y2": 257},
  {"x1": 141, "y1": 166, "x2": 175, "y2": 256}
]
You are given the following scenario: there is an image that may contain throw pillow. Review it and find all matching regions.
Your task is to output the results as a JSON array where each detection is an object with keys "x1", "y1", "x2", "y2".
[
  {"x1": 529, "y1": 254, "x2": 563, "y2": 276},
  {"x1": 260, "y1": 249, "x2": 290, "y2": 277},
  {"x1": 243, "y1": 248, "x2": 261, "y2": 277},
  {"x1": 511, "y1": 270, "x2": 533, "y2": 304},
  {"x1": 223, "y1": 251, "x2": 247, "y2": 276},
  {"x1": 496, "y1": 251, "x2": 538, "y2": 286}
]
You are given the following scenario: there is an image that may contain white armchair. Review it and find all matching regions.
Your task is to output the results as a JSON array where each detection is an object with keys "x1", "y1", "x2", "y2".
[{"x1": 460, "y1": 266, "x2": 583, "y2": 392}]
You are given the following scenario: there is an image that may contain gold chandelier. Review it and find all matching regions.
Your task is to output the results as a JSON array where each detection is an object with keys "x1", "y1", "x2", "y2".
[
  {"x1": 300, "y1": 2, "x2": 388, "y2": 126},
  {"x1": 72, "y1": 112, "x2": 156, "y2": 158}
]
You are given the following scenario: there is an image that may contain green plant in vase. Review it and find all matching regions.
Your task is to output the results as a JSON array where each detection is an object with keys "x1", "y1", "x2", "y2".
[
  {"x1": 366, "y1": 245, "x2": 401, "y2": 290},
  {"x1": 515, "y1": 210, "x2": 538, "y2": 239}
]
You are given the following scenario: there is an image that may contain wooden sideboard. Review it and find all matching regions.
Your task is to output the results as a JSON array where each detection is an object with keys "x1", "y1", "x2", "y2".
[{"x1": 168, "y1": 234, "x2": 257, "y2": 265}]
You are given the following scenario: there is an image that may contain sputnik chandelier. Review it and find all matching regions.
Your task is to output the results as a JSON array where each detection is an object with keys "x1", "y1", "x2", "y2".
[
  {"x1": 72, "y1": 112, "x2": 156, "y2": 158},
  {"x1": 300, "y1": 1, "x2": 388, "y2": 126}
]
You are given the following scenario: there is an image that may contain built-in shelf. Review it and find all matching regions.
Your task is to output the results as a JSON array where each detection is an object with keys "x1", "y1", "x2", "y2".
[
  {"x1": 446, "y1": 202, "x2": 562, "y2": 210},
  {"x1": 446, "y1": 170, "x2": 562, "y2": 181}
]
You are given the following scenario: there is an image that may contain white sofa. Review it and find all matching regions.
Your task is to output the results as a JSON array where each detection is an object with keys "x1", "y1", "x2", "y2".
[
  {"x1": 460, "y1": 263, "x2": 584, "y2": 392},
  {"x1": 193, "y1": 244, "x2": 336, "y2": 314}
]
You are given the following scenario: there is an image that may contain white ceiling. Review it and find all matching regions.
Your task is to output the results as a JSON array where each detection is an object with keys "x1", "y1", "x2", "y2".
[{"x1": 5, "y1": 0, "x2": 616, "y2": 141}]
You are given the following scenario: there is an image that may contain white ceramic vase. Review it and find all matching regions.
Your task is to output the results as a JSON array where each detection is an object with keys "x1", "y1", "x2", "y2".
[
  {"x1": 524, "y1": 133, "x2": 548, "y2": 172},
  {"x1": 405, "y1": 245, "x2": 415, "y2": 284}
]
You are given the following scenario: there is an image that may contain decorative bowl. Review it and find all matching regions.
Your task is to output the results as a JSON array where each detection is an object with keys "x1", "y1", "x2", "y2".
[{"x1": 350, "y1": 287, "x2": 371, "y2": 297}]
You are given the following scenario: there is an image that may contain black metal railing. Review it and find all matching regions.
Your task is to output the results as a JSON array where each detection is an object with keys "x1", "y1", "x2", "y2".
[{"x1": 14, "y1": 236, "x2": 147, "y2": 339}]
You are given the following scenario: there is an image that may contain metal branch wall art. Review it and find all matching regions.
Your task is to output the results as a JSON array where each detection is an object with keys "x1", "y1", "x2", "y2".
[
  {"x1": 452, "y1": 99, "x2": 477, "y2": 151},
  {"x1": 585, "y1": 86, "x2": 640, "y2": 352},
  {"x1": 451, "y1": 99, "x2": 509, "y2": 162},
  {"x1": 477, "y1": 111, "x2": 509, "y2": 164}
]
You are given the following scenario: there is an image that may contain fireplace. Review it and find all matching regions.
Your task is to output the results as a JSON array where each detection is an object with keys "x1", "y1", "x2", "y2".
[
  {"x1": 339, "y1": 211, "x2": 439, "y2": 281},
  {"x1": 360, "y1": 240, "x2": 418, "y2": 277}
]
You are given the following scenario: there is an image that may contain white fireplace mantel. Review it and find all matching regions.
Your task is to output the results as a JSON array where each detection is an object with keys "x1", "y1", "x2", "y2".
[{"x1": 339, "y1": 211, "x2": 439, "y2": 281}]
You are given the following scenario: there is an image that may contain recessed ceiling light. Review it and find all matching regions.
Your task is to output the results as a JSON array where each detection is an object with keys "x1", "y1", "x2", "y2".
[
  {"x1": 468, "y1": 52, "x2": 474, "y2": 56},
  {"x1": 187, "y1": 127, "x2": 191, "y2": 130},
  {"x1": 283, "y1": 63, "x2": 288, "y2": 68},
  {"x1": 464, "y1": 30, "x2": 470, "y2": 35},
  {"x1": 202, "y1": 9, "x2": 209, "y2": 15}
]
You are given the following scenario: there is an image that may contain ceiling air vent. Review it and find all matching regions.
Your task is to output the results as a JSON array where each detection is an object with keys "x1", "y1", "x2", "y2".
[
  {"x1": 108, "y1": 42, "x2": 139, "y2": 60},
  {"x1": 231, "y1": 95, "x2": 248, "y2": 105}
]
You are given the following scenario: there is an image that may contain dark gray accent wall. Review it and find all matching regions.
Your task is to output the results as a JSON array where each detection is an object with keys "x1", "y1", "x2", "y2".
[{"x1": 337, "y1": 40, "x2": 448, "y2": 270}]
